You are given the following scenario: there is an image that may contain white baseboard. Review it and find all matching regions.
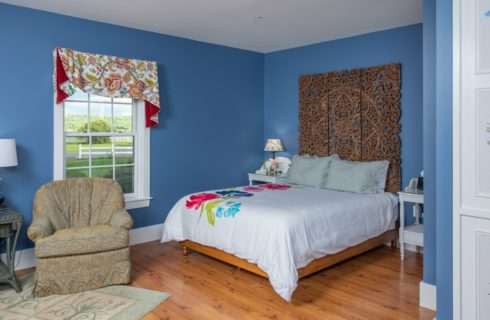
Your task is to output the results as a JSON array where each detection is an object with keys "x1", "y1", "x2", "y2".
[
  {"x1": 0, "y1": 223, "x2": 164, "y2": 271},
  {"x1": 405, "y1": 243, "x2": 424, "y2": 253},
  {"x1": 0, "y1": 248, "x2": 37, "y2": 271},
  {"x1": 384, "y1": 242, "x2": 423, "y2": 254},
  {"x1": 129, "y1": 223, "x2": 163, "y2": 246},
  {"x1": 420, "y1": 281, "x2": 437, "y2": 311}
]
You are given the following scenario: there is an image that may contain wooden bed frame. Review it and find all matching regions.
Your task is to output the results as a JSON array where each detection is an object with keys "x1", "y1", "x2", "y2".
[
  {"x1": 178, "y1": 63, "x2": 401, "y2": 283},
  {"x1": 180, "y1": 229, "x2": 397, "y2": 279}
]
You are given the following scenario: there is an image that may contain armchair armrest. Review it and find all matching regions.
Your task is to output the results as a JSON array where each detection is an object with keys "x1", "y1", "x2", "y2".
[
  {"x1": 27, "y1": 216, "x2": 54, "y2": 242},
  {"x1": 110, "y1": 209, "x2": 133, "y2": 230}
]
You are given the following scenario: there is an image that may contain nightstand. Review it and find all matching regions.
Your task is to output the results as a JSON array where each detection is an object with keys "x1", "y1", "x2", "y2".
[
  {"x1": 398, "y1": 190, "x2": 424, "y2": 261},
  {"x1": 0, "y1": 208, "x2": 23, "y2": 292},
  {"x1": 248, "y1": 173, "x2": 288, "y2": 186}
]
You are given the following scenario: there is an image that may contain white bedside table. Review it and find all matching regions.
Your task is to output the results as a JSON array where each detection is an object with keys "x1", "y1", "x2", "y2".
[
  {"x1": 398, "y1": 190, "x2": 424, "y2": 261},
  {"x1": 248, "y1": 173, "x2": 288, "y2": 186}
]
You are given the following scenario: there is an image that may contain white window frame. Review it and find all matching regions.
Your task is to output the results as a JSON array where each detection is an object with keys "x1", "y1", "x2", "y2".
[{"x1": 54, "y1": 97, "x2": 151, "y2": 210}]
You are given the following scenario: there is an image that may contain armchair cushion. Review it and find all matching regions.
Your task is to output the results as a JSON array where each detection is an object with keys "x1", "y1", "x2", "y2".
[
  {"x1": 110, "y1": 209, "x2": 133, "y2": 230},
  {"x1": 27, "y1": 216, "x2": 54, "y2": 242},
  {"x1": 35, "y1": 225, "x2": 128, "y2": 258}
]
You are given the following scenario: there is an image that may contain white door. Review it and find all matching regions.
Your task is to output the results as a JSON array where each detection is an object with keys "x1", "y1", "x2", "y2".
[{"x1": 454, "y1": 0, "x2": 490, "y2": 319}]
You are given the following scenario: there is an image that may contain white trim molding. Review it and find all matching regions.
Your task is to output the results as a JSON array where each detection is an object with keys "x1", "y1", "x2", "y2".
[
  {"x1": 129, "y1": 223, "x2": 163, "y2": 246},
  {"x1": 53, "y1": 97, "x2": 151, "y2": 210},
  {"x1": 2, "y1": 223, "x2": 164, "y2": 271},
  {"x1": 420, "y1": 281, "x2": 437, "y2": 311}
]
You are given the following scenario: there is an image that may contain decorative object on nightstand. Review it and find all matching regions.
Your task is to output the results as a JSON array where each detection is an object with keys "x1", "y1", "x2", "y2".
[
  {"x1": 0, "y1": 139, "x2": 18, "y2": 210},
  {"x1": 256, "y1": 156, "x2": 291, "y2": 177},
  {"x1": 398, "y1": 189, "x2": 424, "y2": 261},
  {"x1": 0, "y1": 208, "x2": 23, "y2": 292},
  {"x1": 248, "y1": 173, "x2": 288, "y2": 186},
  {"x1": 264, "y1": 139, "x2": 284, "y2": 160}
]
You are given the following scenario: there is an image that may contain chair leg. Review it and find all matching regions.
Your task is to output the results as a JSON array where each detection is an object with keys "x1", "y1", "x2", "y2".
[{"x1": 182, "y1": 246, "x2": 189, "y2": 256}]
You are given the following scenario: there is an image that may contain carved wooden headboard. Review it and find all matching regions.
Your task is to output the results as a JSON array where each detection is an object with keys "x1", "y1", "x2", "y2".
[{"x1": 299, "y1": 63, "x2": 401, "y2": 192}]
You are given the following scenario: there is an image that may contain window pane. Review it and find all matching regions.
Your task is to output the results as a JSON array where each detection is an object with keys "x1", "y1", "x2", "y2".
[
  {"x1": 67, "y1": 90, "x2": 88, "y2": 101},
  {"x1": 65, "y1": 136, "x2": 89, "y2": 168},
  {"x1": 116, "y1": 166, "x2": 134, "y2": 194},
  {"x1": 113, "y1": 104, "x2": 133, "y2": 133},
  {"x1": 91, "y1": 136, "x2": 114, "y2": 166},
  {"x1": 115, "y1": 136, "x2": 134, "y2": 165},
  {"x1": 113, "y1": 97, "x2": 132, "y2": 104},
  {"x1": 65, "y1": 102, "x2": 88, "y2": 133},
  {"x1": 90, "y1": 103, "x2": 112, "y2": 132},
  {"x1": 92, "y1": 167, "x2": 114, "y2": 180},
  {"x1": 66, "y1": 168, "x2": 89, "y2": 178},
  {"x1": 90, "y1": 94, "x2": 112, "y2": 103}
]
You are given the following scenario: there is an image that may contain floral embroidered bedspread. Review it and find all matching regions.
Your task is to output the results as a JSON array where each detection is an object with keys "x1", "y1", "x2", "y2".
[
  {"x1": 184, "y1": 184, "x2": 291, "y2": 226},
  {"x1": 161, "y1": 184, "x2": 398, "y2": 301}
]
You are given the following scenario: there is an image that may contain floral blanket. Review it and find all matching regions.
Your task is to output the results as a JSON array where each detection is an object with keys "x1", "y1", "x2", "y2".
[
  {"x1": 162, "y1": 184, "x2": 398, "y2": 301},
  {"x1": 184, "y1": 184, "x2": 291, "y2": 226}
]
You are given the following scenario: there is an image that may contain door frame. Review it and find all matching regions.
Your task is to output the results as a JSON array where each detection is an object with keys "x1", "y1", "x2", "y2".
[{"x1": 452, "y1": 0, "x2": 461, "y2": 318}]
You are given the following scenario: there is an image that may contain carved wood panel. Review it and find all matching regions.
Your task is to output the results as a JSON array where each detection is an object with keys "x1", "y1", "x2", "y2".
[
  {"x1": 327, "y1": 69, "x2": 362, "y2": 161},
  {"x1": 299, "y1": 74, "x2": 330, "y2": 156},
  {"x1": 299, "y1": 63, "x2": 401, "y2": 192}
]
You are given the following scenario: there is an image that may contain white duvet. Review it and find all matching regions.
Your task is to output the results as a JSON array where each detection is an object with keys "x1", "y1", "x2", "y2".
[{"x1": 161, "y1": 183, "x2": 398, "y2": 301}]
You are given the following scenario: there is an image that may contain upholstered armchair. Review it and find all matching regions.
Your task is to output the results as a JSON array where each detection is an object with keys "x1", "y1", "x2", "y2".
[{"x1": 28, "y1": 178, "x2": 133, "y2": 297}]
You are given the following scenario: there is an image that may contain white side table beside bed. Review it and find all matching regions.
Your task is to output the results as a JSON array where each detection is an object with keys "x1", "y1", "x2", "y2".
[
  {"x1": 398, "y1": 190, "x2": 424, "y2": 261},
  {"x1": 248, "y1": 173, "x2": 288, "y2": 186}
]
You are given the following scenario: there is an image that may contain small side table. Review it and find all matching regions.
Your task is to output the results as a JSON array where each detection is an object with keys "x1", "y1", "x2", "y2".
[
  {"x1": 398, "y1": 191, "x2": 424, "y2": 261},
  {"x1": 0, "y1": 208, "x2": 23, "y2": 292},
  {"x1": 248, "y1": 173, "x2": 288, "y2": 186}
]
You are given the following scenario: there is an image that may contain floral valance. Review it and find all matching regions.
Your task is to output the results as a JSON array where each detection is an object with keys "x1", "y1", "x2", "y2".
[{"x1": 54, "y1": 47, "x2": 160, "y2": 127}]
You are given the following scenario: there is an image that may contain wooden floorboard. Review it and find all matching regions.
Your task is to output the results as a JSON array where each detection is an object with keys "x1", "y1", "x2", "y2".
[
  {"x1": 17, "y1": 241, "x2": 436, "y2": 319},
  {"x1": 130, "y1": 241, "x2": 435, "y2": 320}
]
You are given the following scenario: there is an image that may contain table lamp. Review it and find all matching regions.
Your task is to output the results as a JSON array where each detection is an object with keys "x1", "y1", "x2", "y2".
[
  {"x1": 0, "y1": 139, "x2": 18, "y2": 209},
  {"x1": 264, "y1": 138, "x2": 284, "y2": 160}
]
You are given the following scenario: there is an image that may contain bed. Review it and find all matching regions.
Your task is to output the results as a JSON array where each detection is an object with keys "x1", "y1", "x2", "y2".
[
  {"x1": 162, "y1": 185, "x2": 398, "y2": 300},
  {"x1": 161, "y1": 63, "x2": 401, "y2": 301}
]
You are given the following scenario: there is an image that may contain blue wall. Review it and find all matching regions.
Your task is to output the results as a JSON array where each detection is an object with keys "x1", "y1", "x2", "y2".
[
  {"x1": 435, "y1": 0, "x2": 453, "y2": 318},
  {"x1": 1, "y1": 6, "x2": 433, "y2": 294},
  {"x1": 423, "y1": 0, "x2": 437, "y2": 286},
  {"x1": 0, "y1": 3, "x2": 264, "y2": 250},
  {"x1": 264, "y1": 25, "x2": 424, "y2": 225}
]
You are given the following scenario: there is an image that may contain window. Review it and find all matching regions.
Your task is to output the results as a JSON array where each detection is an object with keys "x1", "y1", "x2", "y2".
[{"x1": 54, "y1": 89, "x2": 151, "y2": 209}]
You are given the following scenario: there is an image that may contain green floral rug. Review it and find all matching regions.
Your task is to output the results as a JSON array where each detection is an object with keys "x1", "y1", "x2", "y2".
[{"x1": 0, "y1": 275, "x2": 170, "y2": 319}]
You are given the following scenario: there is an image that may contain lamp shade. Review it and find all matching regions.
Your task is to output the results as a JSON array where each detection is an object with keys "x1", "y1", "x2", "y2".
[
  {"x1": 0, "y1": 139, "x2": 18, "y2": 167},
  {"x1": 264, "y1": 139, "x2": 284, "y2": 152}
]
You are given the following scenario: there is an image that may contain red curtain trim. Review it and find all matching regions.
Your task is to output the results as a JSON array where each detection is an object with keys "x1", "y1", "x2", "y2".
[
  {"x1": 145, "y1": 101, "x2": 160, "y2": 128},
  {"x1": 55, "y1": 49, "x2": 69, "y2": 104}
]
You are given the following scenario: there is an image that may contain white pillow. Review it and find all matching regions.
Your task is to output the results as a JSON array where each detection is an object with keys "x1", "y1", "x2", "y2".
[
  {"x1": 323, "y1": 158, "x2": 390, "y2": 194},
  {"x1": 377, "y1": 164, "x2": 390, "y2": 193},
  {"x1": 287, "y1": 154, "x2": 338, "y2": 188}
]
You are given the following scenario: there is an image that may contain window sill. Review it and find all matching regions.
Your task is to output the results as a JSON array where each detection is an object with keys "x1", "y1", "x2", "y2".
[{"x1": 125, "y1": 197, "x2": 152, "y2": 210}]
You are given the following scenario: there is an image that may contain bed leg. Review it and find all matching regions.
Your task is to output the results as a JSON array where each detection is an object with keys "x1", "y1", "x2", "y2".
[
  {"x1": 182, "y1": 246, "x2": 189, "y2": 256},
  {"x1": 390, "y1": 239, "x2": 397, "y2": 248}
]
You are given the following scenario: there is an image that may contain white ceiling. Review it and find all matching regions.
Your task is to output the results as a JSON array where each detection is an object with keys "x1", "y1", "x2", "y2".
[{"x1": 2, "y1": 0, "x2": 422, "y2": 53}]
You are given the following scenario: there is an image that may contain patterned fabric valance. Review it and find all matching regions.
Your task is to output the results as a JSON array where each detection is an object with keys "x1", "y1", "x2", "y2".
[{"x1": 54, "y1": 48, "x2": 160, "y2": 127}]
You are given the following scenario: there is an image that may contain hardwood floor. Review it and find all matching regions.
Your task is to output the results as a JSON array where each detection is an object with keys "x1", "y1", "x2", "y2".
[
  {"x1": 16, "y1": 241, "x2": 435, "y2": 319},
  {"x1": 128, "y1": 241, "x2": 435, "y2": 320}
]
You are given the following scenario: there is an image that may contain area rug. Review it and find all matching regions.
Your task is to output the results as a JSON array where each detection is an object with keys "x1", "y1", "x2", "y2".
[{"x1": 0, "y1": 275, "x2": 170, "y2": 319}]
